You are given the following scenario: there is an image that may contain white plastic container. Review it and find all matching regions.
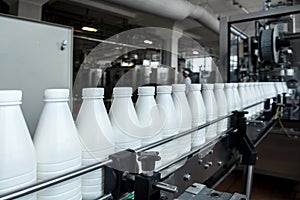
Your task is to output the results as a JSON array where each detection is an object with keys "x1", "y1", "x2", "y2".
[
  {"x1": 172, "y1": 84, "x2": 192, "y2": 156},
  {"x1": 34, "y1": 89, "x2": 81, "y2": 200},
  {"x1": 254, "y1": 83, "x2": 262, "y2": 114},
  {"x1": 238, "y1": 83, "x2": 247, "y2": 109},
  {"x1": 76, "y1": 88, "x2": 114, "y2": 199},
  {"x1": 202, "y1": 84, "x2": 218, "y2": 140},
  {"x1": 0, "y1": 90, "x2": 36, "y2": 200},
  {"x1": 156, "y1": 85, "x2": 178, "y2": 165},
  {"x1": 135, "y1": 86, "x2": 163, "y2": 147},
  {"x1": 243, "y1": 83, "x2": 252, "y2": 119},
  {"x1": 187, "y1": 84, "x2": 206, "y2": 147},
  {"x1": 248, "y1": 83, "x2": 257, "y2": 117},
  {"x1": 214, "y1": 83, "x2": 228, "y2": 134},
  {"x1": 109, "y1": 87, "x2": 141, "y2": 152},
  {"x1": 232, "y1": 83, "x2": 242, "y2": 110},
  {"x1": 258, "y1": 83, "x2": 265, "y2": 111},
  {"x1": 224, "y1": 83, "x2": 235, "y2": 113}
]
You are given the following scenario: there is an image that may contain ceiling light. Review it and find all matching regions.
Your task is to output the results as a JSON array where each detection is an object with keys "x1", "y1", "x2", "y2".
[
  {"x1": 82, "y1": 26, "x2": 98, "y2": 32},
  {"x1": 144, "y1": 40, "x2": 153, "y2": 45},
  {"x1": 192, "y1": 50, "x2": 199, "y2": 55},
  {"x1": 241, "y1": 7, "x2": 249, "y2": 14}
]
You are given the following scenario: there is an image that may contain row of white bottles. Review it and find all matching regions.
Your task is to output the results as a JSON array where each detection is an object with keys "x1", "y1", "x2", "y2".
[
  {"x1": 0, "y1": 89, "x2": 82, "y2": 200},
  {"x1": 1, "y1": 82, "x2": 287, "y2": 199}
]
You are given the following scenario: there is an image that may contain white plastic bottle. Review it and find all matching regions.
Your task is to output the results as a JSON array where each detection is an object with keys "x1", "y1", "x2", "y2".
[
  {"x1": 202, "y1": 84, "x2": 218, "y2": 140},
  {"x1": 109, "y1": 87, "x2": 141, "y2": 152},
  {"x1": 0, "y1": 90, "x2": 36, "y2": 200},
  {"x1": 238, "y1": 83, "x2": 246, "y2": 109},
  {"x1": 214, "y1": 83, "x2": 228, "y2": 134},
  {"x1": 76, "y1": 88, "x2": 114, "y2": 200},
  {"x1": 172, "y1": 84, "x2": 192, "y2": 156},
  {"x1": 156, "y1": 85, "x2": 178, "y2": 165},
  {"x1": 248, "y1": 83, "x2": 257, "y2": 117},
  {"x1": 224, "y1": 83, "x2": 235, "y2": 113},
  {"x1": 187, "y1": 84, "x2": 206, "y2": 147},
  {"x1": 232, "y1": 83, "x2": 242, "y2": 110},
  {"x1": 34, "y1": 89, "x2": 81, "y2": 200},
  {"x1": 135, "y1": 86, "x2": 163, "y2": 147}
]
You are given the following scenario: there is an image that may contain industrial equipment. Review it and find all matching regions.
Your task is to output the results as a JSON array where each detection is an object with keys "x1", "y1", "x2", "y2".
[{"x1": 1, "y1": 5, "x2": 300, "y2": 200}]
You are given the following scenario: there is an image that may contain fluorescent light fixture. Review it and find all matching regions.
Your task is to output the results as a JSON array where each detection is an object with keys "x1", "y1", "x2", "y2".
[
  {"x1": 144, "y1": 40, "x2": 153, "y2": 45},
  {"x1": 192, "y1": 50, "x2": 199, "y2": 55},
  {"x1": 82, "y1": 26, "x2": 98, "y2": 32},
  {"x1": 241, "y1": 7, "x2": 249, "y2": 14}
]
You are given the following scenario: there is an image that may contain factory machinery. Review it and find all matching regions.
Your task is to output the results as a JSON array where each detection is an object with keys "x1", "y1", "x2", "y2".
[{"x1": 1, "y1": 5, "x2": 300, "y2": 200}]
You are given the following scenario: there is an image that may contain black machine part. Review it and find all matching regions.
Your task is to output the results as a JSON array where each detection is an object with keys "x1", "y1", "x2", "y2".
[
  {"x1": 259, "y1": 25, "x2": 300, "y2": 64},
  {"x1": 259, "y1": 25, "x2": 280, "y2": 64},
  {"x1": 177, "y1": 183, "x2": 247, "y2": 200}
]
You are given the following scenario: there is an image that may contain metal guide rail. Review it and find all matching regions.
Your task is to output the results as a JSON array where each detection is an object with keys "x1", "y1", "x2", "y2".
[{"x1": 0, "y1": 97, "x2": 280, "y2": 200}]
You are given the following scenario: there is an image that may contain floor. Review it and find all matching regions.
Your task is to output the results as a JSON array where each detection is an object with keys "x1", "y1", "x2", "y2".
[{"x1": 216, "y1": 170, "x2": 300, "y2": 200}]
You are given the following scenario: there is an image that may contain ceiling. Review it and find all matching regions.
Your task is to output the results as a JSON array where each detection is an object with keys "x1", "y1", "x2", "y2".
[{"x1": 0, "y1": 0, "x2": 294, "y2": 61}]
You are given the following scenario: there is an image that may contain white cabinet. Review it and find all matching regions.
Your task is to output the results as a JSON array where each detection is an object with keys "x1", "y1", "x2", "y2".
[{"x1": 0, "y1": 14, "x2": 73, "y2": 135}]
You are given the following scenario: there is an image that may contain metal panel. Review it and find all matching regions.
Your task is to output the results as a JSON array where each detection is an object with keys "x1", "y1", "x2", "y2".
[
  {"x1": 0, "y1": 14, "x2": 73, "y2": 135},
  {"x1": 228, "y1": 5, "x2": 300, "y2": 24}
]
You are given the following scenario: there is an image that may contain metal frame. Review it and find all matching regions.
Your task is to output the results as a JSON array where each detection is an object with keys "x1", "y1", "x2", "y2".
[
  {"x1": 220, "y1": 5, "x2": 300, "y2": 83},
  {"x1": 0, "y1": 97, "x2": 278, "y2": 200}
]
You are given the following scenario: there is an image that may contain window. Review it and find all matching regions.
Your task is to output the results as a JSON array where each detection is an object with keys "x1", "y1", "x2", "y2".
[{"x1": 185, "y1": 56, "x2": 212, "y2": 72}]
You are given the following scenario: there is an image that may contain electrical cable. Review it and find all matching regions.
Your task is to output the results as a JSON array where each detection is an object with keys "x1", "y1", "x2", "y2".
[
  {"x1": 122, "y1": 193, "x2": 134, "y2": 200},
  {"x1": 274, "y1": 106, "x2": 291, "y2": 138}
]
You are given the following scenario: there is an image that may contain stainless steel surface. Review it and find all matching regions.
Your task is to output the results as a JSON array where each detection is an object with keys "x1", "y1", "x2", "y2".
[
  {"x1": 177, "y1": 183, "x2": 247, "y2": 200},
  {"x1": 97, "y1": 193, "x2": 113, "y2": 200},
  {"x1": 0, "y1": 159, "x2": 112, "y2": 200},
  {"x1": 154, "y1": 182, "x2": 178, "y2": 193},
  {"x1": 136, "y1": 114, "x2": 233, "y2": 153},
  {"x1": 161, "y1": 133, "x2": 237, "y2": 198},
  {"x1": 245, "y1": 165, "x2": 254, "y2": 200},
  {"x1": 183, "y1": 174, "x2": 192, "y2": 181},
  {"x1": 157, "y1": 128, "x2": 233, "y2": 174}
]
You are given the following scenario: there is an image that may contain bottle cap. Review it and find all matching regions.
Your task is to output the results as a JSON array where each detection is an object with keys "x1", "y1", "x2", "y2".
[
  {"x1": 0, "y1": 90, "x2": 22, "y2": 104},
  {"x1": 202, "y1": 84, "x2": 214, "y2": 90},
  {"x1": 82, "y1": 88, "x2": 104, "y2": 99},
  {"x1": 44, "y1": 89, "x2": 69, "y2": 101},
  {"x1": 224, "y1": 83, "x2": 233, "y2": 88},
  {"x1": 113, "y1": 87, "x2": 132, "y2": 97},
  {"x1": 138, "y1": 86, "x2": 155, "y2": 95},
  {"x1": 189, "y1": 84, "x2": 201, "y2": 91},
  {"x1": 157, "y1": 85, "x2": 172, "y2": 94},
  {"x1": 214, "y1": 83, "x2": 224, "y2": 89},
  {"x1": 172, "y1": 84, "x2": 185, "y2": 92},
  {"x1": 238, "y1": 83, "x2": 245, "y2": 88}
]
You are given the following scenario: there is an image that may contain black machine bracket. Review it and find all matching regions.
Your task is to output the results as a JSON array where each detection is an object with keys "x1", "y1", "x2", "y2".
[{"x1": 230, "y1": 111, "x2": 257, "y2": 165}]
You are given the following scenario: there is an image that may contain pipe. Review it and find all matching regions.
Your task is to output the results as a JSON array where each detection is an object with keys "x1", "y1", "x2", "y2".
[{"x1": 109, "y1": 0, "x2": 219, "y2": 34}]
